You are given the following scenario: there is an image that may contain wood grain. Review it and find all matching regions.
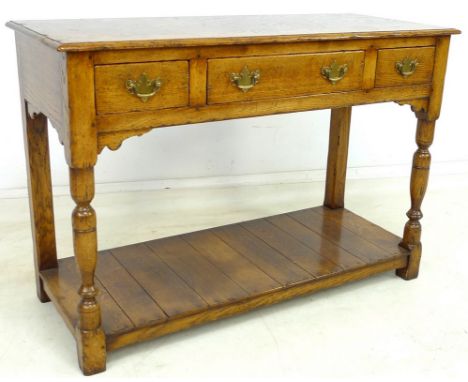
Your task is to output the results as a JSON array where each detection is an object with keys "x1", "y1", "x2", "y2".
[
  {"x1": 427, "y1": 36, "x2": 451, "y2": 121},
  {"x1": 6, "y1": 15, "x2": 459, "y2": 52},
  {"x1": 107, "y1": 255, "x2": 406, "y2": 351},
  {"x1": 40, "y1": 257, "x2": 134, "y2": 336},
  {"x1": 9, "y1": 15, "x2": 458, "y2": 375},
  {"x1": 396, "y1": 36, "x2": 450, "y2": 279},
  {"x1": 324, "y1": 107, "x2": 352, "y2": 209},
  {"x1": 362, "y1": 47, "x2": 378, "y2": 89},
  {"x1": 22, "y1": 108, "x2": 57, "y2": 302},
  {"x1": 96, "y1": 252, "x2": 168, "y2": 327},
  {"x1": 208, "y1": 51, "x2": 365, "y2": 104},
  {"x1": 189, "y1": 59, "x2": 207, "y2": 106},
  {"x1": 314, "y1": 207, "x2": 408, "y2": 257},
  {"x1": 95, "y1": 61, "x2": 189, "y2": 114},
  {"x1": 182, "y1": 230, "x2": 280, "y2": 294},
  {"x1": 397, "y1": 118, "x2": 435, "y2": 280},
  {"x1": 92, "y1": 37, "x2": 438, "y2": 65},
  {"x1": 146, "y1": 237, "x2": 249, "y2": 305},
  {"x1": 69, "y1": 167, "x2": 106, "y2": 375},
  {"x1": 241, "y1": 218, "x2": 341, "y2": 277},
  {"x1": 111, "y1": 244, "x2": 208, "y2": 317},
  {"x1": 40, "y1": 207, "x2": 409, "y2": 353},
  {"x1": 96, "y1": 84, "x2": 432, "y2": 152},
  {"x1": 290, "y1": 209, "x2": 399, "y2": 262},
  {"x1": 266, "y1": 213, "x2": 365, "y2": 270},
  {"x1": 66, "y1": 52, "x2": 97, "y2": 168},
  {"x1": 15, "y1": 32, "x2": 68, "y2": 145},
  {"x1": 375, "y1": 47, "x2": 435, "y2": 88},
  {"x1": 212, "y1": 224, "x2": 311, "y2": 286}
]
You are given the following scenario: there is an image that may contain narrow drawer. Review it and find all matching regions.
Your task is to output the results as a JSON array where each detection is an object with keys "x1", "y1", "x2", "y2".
[
  {"x1": 207, "y1": 51, "x2": 365, "y2": 104},
  {"x1": 375, "y1": 47, "x2": 435, "y2": 88},
  {"x1": 95, "y1": 61, "x2": 189, "y2": 115}
]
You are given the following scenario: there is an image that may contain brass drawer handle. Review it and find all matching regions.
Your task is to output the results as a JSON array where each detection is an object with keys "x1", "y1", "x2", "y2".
[
  {"x1": 126, "y1": 73, "x2": 162, "y2": 102},
  {"x1": 321, "y1": 61, "x2": 348, "y2": 84},
  {"x1": 230, "y1": 65, "x2": 260, "y2": 92},
  {"x1": 395, "y1": 57, "x2": 419, "y2": 77}
]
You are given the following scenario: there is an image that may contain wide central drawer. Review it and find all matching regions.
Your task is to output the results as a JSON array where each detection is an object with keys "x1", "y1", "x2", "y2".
[{"x1": 207, "y1": 51, "x2": 365, "y2": 104}]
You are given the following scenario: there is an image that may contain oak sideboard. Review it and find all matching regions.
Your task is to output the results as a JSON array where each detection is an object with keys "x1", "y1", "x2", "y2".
[{"x1": 7, "y1": 14, "x2": 460, "y2": 375}]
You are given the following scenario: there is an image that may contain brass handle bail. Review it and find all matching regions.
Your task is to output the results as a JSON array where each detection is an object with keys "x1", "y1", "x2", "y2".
[
  {"x1": 126, "y1": 73, "x2": 162, "y2": 102},
  {"x1": 230, "y1": 65, "x2": 261, "y2": 92},
  {"x1": 395, "y1": 57, "x2": 419, "y2": 77},
  {"x1": 321, "y1": 61, "x2": 348, "y2": 84}
]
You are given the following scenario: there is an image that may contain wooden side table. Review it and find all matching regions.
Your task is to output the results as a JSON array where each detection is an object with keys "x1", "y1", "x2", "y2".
[{"x1": 7, "y1": 15, "x2": 460, "y2": 375}]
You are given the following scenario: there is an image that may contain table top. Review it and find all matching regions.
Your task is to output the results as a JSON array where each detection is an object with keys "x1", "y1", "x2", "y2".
[{"x1": 7, "y1": 14, "x2": 460, "y2": 52}]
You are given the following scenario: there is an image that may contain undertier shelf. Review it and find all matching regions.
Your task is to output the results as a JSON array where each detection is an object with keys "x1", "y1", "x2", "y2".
[{"x1": 41, "y1": 206, "x2": 409, "y2": 351}]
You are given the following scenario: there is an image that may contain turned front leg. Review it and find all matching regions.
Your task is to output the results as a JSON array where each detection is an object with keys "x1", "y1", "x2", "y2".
[
  {"x1": 397, "y1": 118, "x2": 435, "y2": 280},
  {"x1": 70, "y1": 167, "x2": 106, "y2": 375}
]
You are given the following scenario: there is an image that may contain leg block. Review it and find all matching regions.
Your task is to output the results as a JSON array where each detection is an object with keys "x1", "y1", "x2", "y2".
[{"x1": 76, "y1": 328, "x2": 106, "y2": 375}]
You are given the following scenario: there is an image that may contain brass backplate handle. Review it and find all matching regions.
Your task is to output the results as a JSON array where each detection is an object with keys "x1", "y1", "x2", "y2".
[
  {"x1": 230, "y1": 66, "x2": 261, "y2": 92},
  {"x1": 321, "y1": 61, "x2": 348, "y2": 84},
  {"x1": 126, "y1": 73, "x2": 162, "y2": 102},
  {"x1": 395, "y1": 57, "x2": 419, "y2": 77}
]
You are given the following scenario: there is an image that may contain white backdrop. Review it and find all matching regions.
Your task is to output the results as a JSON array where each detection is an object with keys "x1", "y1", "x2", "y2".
[{"x1": 1, "y1": 1, "x2": 466, "y2": 194}]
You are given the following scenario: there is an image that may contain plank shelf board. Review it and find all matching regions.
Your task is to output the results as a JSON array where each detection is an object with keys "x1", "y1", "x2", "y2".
[{"x1": 40, "y1": 206, "x2": 409, "y2": 351}]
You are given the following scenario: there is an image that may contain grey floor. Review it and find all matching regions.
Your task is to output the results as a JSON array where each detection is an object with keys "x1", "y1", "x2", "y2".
[{"x1": 1, "y1": 174, "x2": 467, "y2": 379}]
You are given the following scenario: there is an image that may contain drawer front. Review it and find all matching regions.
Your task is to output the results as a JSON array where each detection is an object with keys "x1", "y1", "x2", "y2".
[
  {"x1": 95, "y1": 61, "x2": 189, "y2": 115},
  {"x1": 207, "y1": 51, "x2": 365, "y2": 104},
  {"x1": 375, "y1": 47, "x2": 435, "y2": 87}
]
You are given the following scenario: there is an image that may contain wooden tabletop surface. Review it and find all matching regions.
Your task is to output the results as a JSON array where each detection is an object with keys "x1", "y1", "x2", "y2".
[{"x1": 7, "y1": 14, "x2": 460, "y2": 52}]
